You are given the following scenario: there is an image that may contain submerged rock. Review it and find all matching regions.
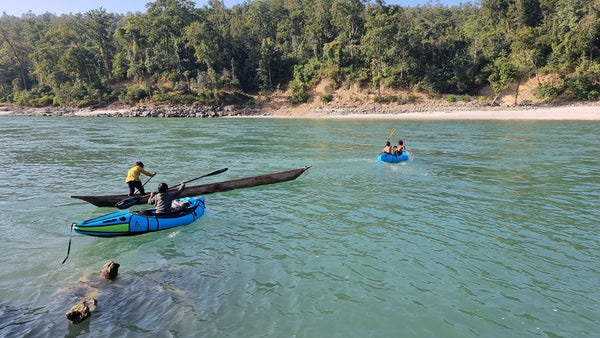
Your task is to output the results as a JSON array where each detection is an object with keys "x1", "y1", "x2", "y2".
[
  {"x1": 65, "y1": 260, "x2": 119, "y2": 324},
  {"x1": 66, "y1": 297, "x2": 97, "y2": 324}
]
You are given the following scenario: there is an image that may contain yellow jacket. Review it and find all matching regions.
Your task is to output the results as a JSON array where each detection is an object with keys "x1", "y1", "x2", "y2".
[{"x1": 126, "y1": 165, "x2": 153, "y2": 182}]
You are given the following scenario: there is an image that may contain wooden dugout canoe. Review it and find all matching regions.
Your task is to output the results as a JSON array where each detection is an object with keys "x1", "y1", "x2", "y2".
[{"x1": 70, "y1": 166, "x2": 311, "y2": 207}]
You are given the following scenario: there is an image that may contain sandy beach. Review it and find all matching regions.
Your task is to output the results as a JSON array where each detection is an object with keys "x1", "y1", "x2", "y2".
[
  {"x1": 320, "y1": 105, "x2": 600, "y2": 120},
  {"x1": 1, "y1": 103, "x2": 598, "y2": 120}
]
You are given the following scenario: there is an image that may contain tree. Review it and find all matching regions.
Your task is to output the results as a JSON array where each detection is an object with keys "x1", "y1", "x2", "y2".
[
  {"x1": 140, "y1": 0, "x2": 197, "y2": 84},
  {"x1": 0, "y1": 0, "x2": 597, "y2": 107},
  {"x1": 114, "y1": 15, "x2": 149, "y2": 83},
  {"x1": 83, "y1": 8, "x2": 118, "y2": 80},
  {"x1": 487, "y1": 55, "x2": 516, "y2": 105},
  {"x1": 331, "y1": 0, "x2": 366, "y2": 58},
  {"x1": 519, "y1": 0, "x2": 542, "y2": 27},
  {"x1": 362, "y1": 4, "x2": 397, "y2": 96},
  {"x1": 185, "y1": 20, "x2": 222, "y2": 70},
  {"x1": 303, "y1": 0, "x2": 334, "y2": 59},
  {"x1": 0, "y1": 15, "x2": 32, "y2": 91}
]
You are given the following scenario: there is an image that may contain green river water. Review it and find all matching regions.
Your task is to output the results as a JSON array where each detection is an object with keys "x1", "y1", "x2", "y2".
[{"x1": 0, "y1": 116, "x2": 598, "y2": 337}]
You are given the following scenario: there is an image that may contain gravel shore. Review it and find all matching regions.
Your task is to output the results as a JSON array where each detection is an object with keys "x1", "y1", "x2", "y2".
[{"x1": 1, "y1": 102, "x2": 598, "y2": 120}]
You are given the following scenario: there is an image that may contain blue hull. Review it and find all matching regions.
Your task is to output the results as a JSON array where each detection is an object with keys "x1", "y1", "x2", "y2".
[
  {"x1": 72, "y1": 197, "x2": 205, "y2": 237},
  {"x1": 378, "y1": 151, "x2": 409, "y2": 163}
]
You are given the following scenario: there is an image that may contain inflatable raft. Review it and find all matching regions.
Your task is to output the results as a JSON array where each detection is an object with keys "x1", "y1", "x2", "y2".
[
  {"x1": 378, "y1": 151, "x2": 409, "y2": 163},
  {"x1": 72, "y1": 197, "x2": 205, "y2": 237}
]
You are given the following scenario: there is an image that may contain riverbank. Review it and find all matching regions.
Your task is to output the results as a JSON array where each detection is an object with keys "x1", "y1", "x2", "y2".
[
  {"x1": 255, "y1": 100, "x2": 600, "y2": 120},
  {"x1": 1, "y1": 101, "x2": 599, "y2": 120}
]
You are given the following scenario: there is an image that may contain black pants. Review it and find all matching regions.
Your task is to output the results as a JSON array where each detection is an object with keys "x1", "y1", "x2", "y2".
[{"x1": 127, "y1": 181, "x2": 145, "y2": 196}]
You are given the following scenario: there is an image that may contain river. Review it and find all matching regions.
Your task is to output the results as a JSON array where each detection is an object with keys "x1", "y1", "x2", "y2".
[{"x1": 0, "y1": 116, "x2": 598, "y2": 337}]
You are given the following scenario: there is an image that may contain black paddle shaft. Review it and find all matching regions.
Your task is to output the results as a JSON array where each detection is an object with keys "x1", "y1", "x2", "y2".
[{"x1": 176, "y1": 167, "x2": 228, "y2": 187}]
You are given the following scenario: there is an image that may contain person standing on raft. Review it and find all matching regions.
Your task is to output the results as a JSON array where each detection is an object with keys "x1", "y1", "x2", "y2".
[{"x1": 126, "y1": 161, "x2": 156, "y2": 196}]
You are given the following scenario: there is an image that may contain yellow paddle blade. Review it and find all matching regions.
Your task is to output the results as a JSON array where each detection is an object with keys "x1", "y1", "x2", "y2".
[{"x1": 388, "y1": 128, "x2": 396, "y2": 140}]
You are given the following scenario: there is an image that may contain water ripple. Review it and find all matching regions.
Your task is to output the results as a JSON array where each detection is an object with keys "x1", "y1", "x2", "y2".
[{"x1": 1, "y1": 117, "x2": 599, "y2": 337}]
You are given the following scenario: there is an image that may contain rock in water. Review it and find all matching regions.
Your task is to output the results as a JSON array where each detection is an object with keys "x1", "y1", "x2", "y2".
[
  {"x1": 100, "y1": 261, "x2": 120, "y2": 280},
  {"x1": 66, "y1": 298, "x2": 97, "y2": 324},
  {"x1": 65, "y1": 261, "x2": 119, "y2": 324}
]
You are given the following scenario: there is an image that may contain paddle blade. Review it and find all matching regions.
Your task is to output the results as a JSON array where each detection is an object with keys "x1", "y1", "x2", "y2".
[
  {"x1": 204, "y1": 167, "x2": 228, "y2": 177},
  {"x1": 115, "y1": 196, "x2": 142, "y2": 209},
  {"x1": 183, "y1": 167, "x2": 228, "y2": 184},
  {"x1": 387, "y1": 128, "x2": 396, "y2": 140}
]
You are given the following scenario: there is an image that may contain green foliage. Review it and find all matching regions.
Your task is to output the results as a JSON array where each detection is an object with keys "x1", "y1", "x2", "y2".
[
  {"x1": 222, "y1": 90, "x2": 254, "y2": 105},
  {"x1": 407, "y1": 93, "x2": 417, "y2": 102},
  {"x1": 372, "y1": 94, "x2": 398, "y2": 103},
  {"x1": 319, "y1": 94, "x2": 333, "y2": 104},
  {"x1": 385, "y1": 95, "x2": 398, "y2": 103},
  {"x1": 12, "y1": 90, "x2": 33, "y2": 106},
  {"x1": 445, "y1": 95, "x2": 457, "y2": 103},
  {"x1": 150, "y1": 92, "x2": 172, "y2": 104},
  {"x1": 413, "y1": 82, "x2": 425, "y2": 93},
  {"x1": 52, "y1": 82, "x2": 92, "y2": 106},
  {"x1": 288, "y1": 79, "x2": 310, "y2": 104},
  {"x1": 564, "y1": 61, "x2": 600, "y2": 100},
  {"x1": 372, "y1": 76, "x2": 381, "y2": 91},
  {"x1": 345, "y1": 66, "x2": 370, "y2": 87},
  {"x1": 537, "y1": 83, "x2": 560, "y2": 102},
  {"x1": 11, "y1": 85, "x2": 55, "y2": 106},
  {"x1": 320, "y1": 64, "x2": 343, "y2": 90},
  {"x1": 293, "y1": 61, "x2": 321, "y2": 87},
  {"x1": 150, "y1": 89, "x2": 247, "y2": 105},
  {"x1": 173, "y1": 93, "x2": 202, "y2": 105},
  {"x1": 37, "y1": 95, "x2": 55, "y2": 106},
  {"x1": 123, "y1": 84, "x2": 148, "y2": 103},
  {"x1": 428, "y1": 92, "x2": 440, "y2": 100},
  {"x1": 565, "y1": 78, "x2": 600, "y2": 100},
  {"x1": 197, "y1": 89, "x2": 215, "y2": 103},
  {"x1": 487, "y1": 56, "x2": 516, "y2": 95},
  {"x1": 173, "y1": 82, "x2": 190, "y2": 94},
  {"x1": 460, "y1": 95, "x2": 470, "y2": 102},
  {"x1": 0, "y1": 0, "x2": 598, "y2": 108}
]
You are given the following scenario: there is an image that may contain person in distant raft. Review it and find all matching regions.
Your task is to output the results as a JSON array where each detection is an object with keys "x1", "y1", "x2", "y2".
[
  {"x1": 382, "y1": 141, "x2": 393, "y2": 154},
  {"x1": 126, "y1": 161, "x2": 156, "y2": 196},
  {"x1": 149, "y1": 182, "x2": 185, "y2": 214},
  {"x1": 394, "y1": 140, "x2": 406, "y2": 156}
]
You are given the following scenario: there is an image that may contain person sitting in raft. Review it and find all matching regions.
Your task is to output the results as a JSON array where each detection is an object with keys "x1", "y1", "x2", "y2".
[
  {"x1": 149, "y1": 182, "x2": 185, "y2": 214},
  {"x1": 126, "y1": 161, "x2": 156, "y2": 196},
  {"x1": 394, "y1": 140, "x2": 406, "y2": 156},
  {"x1": 382, "y1": 141, "x2": 392, "y2": 154}
]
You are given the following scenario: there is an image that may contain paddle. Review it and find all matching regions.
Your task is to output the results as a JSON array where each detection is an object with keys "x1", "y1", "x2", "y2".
[
  {"x1": 387, "y1": 127, "x2": 396, "y2": 141},
  {"x1": 142, "y1": 174, "x2": 155, "y2": 187},
  {"x1": 380, "y1": 128, "x2": 396, "y2": 155},
  {"x1": 115, "y1": 167, "x2": 228, "y2": 209}
]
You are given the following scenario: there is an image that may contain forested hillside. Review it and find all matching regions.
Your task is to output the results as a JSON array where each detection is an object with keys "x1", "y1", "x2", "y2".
[{"x1": 1, "y1": 0, "x2": 599, "y2": 108}]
